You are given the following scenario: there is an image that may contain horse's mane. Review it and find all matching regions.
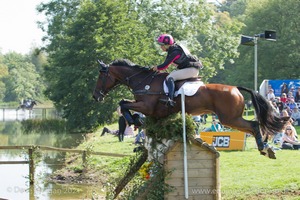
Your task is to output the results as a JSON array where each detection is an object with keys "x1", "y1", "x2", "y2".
[{"x1": 110, "y1": 59, "x2": 149, "y2": 70}]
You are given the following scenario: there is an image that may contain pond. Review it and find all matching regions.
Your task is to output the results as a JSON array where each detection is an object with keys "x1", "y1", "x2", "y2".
[{"x1": 0, "y1": 109, "x2": 104, "y2": 200}]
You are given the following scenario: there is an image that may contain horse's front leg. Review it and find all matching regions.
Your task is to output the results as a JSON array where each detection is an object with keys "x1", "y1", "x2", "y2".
[{"x1": 119, "y1": 99, "x2": 151, "y2": 126}]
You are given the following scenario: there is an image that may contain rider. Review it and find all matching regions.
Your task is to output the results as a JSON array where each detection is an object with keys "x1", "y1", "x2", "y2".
[{"x1": 152, "y1": 34, "x2": 203, "y2": 107}]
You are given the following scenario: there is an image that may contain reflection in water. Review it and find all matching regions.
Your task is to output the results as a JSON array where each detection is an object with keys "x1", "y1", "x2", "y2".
[
  {"x1": 0, "y1": 108, "x2": 59, "y2": 122},
  {"x1": 0, "y1": 111, "x2": 104, "y2": 200}
]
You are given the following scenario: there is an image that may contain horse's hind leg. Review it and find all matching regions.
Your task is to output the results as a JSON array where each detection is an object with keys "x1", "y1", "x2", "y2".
[
  {"x1": 250, "y1": 121, "x2": 264, "y2": 150},
  {"x1": 221, "y1": 117, "x2": 276, "y2": 159},
  {"x1": 250, "y1": 121, "x2": 276, "y2": 159}
]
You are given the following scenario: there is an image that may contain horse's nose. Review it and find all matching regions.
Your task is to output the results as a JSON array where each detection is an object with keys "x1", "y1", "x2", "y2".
[
  {"x1": 93, "y1": 94, "x2": 99, "y2": 102},
  {"x1": 93, "y1": 94, "x2": 103, "y2": 102}
]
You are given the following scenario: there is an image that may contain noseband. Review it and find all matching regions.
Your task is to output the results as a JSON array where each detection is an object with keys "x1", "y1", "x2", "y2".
[{"x1": 95, "y1": 68, "x2": 112, "y2": 99}]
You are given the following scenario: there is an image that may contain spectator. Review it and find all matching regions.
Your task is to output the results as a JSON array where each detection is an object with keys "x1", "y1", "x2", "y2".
[
  {"x1": 281, "y1": 83, "x2": 289, "y2": 95},
  {"x1": 267, "y1": 89, "x2": 276, "y2": 101},
  {"x1": 192, "y1": 115, "x2": 201, "y2": 123},
  {"x1": 295, "y1": 87, "x2": 300, "y2": 103},
  {"x1": 201, "y1": 114, "x2": 208, "y2": 124},
  {"x1": 287, "y1": 91, "x2": 295, "y2": 104},
  {"x1": 280, "y1": 93, "x2": 288, "y2": 104},
  {"x1": 193, "y1": 115, "x2": 202, "y2": 135},
  {"x1": 270, "y1": 101, "x2": 280, "y2": 116},
  {"x1": 285, "y1": 106, "x2": 293, "y2": 117},
  {"x1": 289, "y1": 87, "x2": 295, "y2": 97},
  {"x1": 124, "y1": 125, "x2": 134, "y2": 137},
  {"x1": 117, "y1": 106, "x2": 127, "y2": 142},
  {"x1": 134, "y1": 129, "x2": 145, "y2": 144},
  {"x1": 281, "y1": 125, "x2": 300, "y2": 150},
  {"x1": 281, "y1": 108, "x2": 294, "y2": 125},
  {"x1": 210, "y1": 120, "x2": 223, "y2": 132},
  {"x1": 287, "y1": 98, "x2": 297, "y2": 110},
  {"x1": 291, "y1": 107, "x2": 300, "y2": 126},
  {"x1": 101, "y1": 127, "x2": 118, "y2": 136},
  {"x1": 275, "y1": 98, "x2": 284, "y2": 113}
]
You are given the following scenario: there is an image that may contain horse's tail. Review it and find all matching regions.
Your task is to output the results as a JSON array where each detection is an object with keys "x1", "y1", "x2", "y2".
[{"x1": 237, "y1": 86, "x2": 289, "y2": 134}]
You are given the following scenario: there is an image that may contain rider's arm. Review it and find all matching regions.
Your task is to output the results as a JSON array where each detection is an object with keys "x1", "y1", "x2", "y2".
[{"x1": 157, "y1": 50, "x2": 181, "y2": 70}]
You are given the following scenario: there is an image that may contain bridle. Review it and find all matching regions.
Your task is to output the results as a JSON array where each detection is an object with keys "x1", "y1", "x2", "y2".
[
  {"x1": 94, "y1": 64, "x2": 159, "y2": 101},
  {"x1": 94, "y1": 67, "x2": 113, "y2": 101}
]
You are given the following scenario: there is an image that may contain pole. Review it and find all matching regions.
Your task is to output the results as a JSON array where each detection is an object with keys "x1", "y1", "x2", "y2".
[
  {"x1": 181, "y1": 88, "x2": 189, "y2": 199},
  {"x1": 29, "y1": 148, "x2": 34, "y2": 185},
  {"x1": 254, "y1": 37, "x2": 258, "y2": 92}
]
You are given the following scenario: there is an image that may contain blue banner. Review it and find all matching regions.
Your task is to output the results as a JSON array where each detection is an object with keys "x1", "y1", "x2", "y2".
[{"x1": 268, "y1": 79, "x2": 300, "y2": 97}]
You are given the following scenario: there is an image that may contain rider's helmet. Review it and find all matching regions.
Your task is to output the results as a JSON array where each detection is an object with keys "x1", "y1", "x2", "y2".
[{"x1": 157, "y1": 34, "x2": 174, "y2": 45}]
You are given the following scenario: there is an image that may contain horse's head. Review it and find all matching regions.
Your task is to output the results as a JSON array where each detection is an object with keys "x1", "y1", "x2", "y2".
[
  {"x1": 93, "y1": 59, "x2": 155, "y2": 102},
  {"x1": 93, "y1": 60, "x2": 118, "y2": 102}
]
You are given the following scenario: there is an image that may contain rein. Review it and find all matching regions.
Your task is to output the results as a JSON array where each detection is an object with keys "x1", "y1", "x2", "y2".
[
  {"x1": 127, "y1": 70, "x2": 157, "y2": 90},
  {"x1": 118, "y1": 68, "x2": 161, "y2": 95}
]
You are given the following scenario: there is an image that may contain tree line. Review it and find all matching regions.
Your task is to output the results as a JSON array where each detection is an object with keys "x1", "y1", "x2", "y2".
[
  {"x1": 1, "y1": 0, "x2": 299, "y2": 131},
  {"x1": 0, "y1": 50, "x2": 47, "y2": 102}
]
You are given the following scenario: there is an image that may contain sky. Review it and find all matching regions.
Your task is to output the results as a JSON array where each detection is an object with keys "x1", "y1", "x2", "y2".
[
  {"x1": 0, "y1": 0, "x2": 219, "y2": 55},
  {"x1": 0, "y1": 0, "x2": 45, "y2": 55}
]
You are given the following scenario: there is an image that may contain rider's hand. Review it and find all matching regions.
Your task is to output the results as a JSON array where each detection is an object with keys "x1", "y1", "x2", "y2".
[{"x1": 151, "y1": 66, "x2": 158, "y2": 71}]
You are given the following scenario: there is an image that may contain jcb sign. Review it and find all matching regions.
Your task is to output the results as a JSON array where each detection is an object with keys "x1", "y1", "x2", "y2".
[
  {"x1": 213, "y1": 136, "x2": 230, "y2": 148},
  {"x1": 200, "y1": 131, "x2": 246, "y2": 151}
]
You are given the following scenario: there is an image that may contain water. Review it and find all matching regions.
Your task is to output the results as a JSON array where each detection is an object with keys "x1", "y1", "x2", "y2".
[{"x1": 0, "y1": 109, "x2": 104, "y2": 200}]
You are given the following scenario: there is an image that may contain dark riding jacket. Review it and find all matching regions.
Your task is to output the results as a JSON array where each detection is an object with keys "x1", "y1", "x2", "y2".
[{"x1": 157, "y1": 43, "x2": 203, "y2": 70}]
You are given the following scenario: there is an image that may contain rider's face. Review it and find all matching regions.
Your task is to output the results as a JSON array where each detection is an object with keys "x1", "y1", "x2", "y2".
[{"x1": 160, "y1": 44, "x2": 168, "y2": 52}]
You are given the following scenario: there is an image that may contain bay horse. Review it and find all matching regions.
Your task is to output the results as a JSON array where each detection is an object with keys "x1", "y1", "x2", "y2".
[{"x1": 93, "y1": 59, "x2": 288, "y2": 159}]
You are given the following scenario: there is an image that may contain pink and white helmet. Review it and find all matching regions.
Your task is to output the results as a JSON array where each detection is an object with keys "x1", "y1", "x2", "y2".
[{"x1": 157, "y1": 34, "x2": 174, "y2": 45}]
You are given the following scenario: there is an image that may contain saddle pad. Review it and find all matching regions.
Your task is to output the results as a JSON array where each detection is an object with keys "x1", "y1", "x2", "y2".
[{"x1": 163, "y1": 81, "x2": 204, "y2": 97}]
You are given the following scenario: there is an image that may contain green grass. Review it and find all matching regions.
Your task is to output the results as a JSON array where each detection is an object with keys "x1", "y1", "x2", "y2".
[
  {"x1": 220, "y1": 146, "x2": 300, "y2": 199},
  {"x1": 64, "y1": 126, "x2": 137, "y2": 178},
  {"x1": 62, "y1": 119, "x2": 300, "y2": 199}
]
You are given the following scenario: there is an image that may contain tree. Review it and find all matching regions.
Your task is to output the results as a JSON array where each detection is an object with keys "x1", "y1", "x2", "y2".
[
  {"x1": 130, "y1": 0, "x2": 242, "y2": 81},
  {"x1": 39, "y1": 0, "x2": 155, "y2": 131},
  {"x1": 2, "y1": 52, "x2": 41, "y2": 102},
  {"x1": 223, "y1": 0, "x2": 300, "y2": 88},
  {"x1": 0, "y1": 53, "x2": 8, "y2": 101},
  {"x1": 39, "y1": 0, "x2": 243, "y2": 131}
]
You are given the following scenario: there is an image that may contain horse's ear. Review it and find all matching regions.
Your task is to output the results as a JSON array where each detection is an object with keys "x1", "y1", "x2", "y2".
[{"x1": 97, "y1": 60, "x2": 108, "y2": 72}]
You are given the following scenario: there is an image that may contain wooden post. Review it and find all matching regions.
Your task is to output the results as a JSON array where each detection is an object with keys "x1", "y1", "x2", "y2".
[
  {"x1": 82, "y1": 150, "x2": 87, "y2": 167},
  {"x1": 29, "y1": 148, "x2": 35, "y2": 185},
  {"x1": 42, "y1": 108, "x2": 46, "y2": 119}
]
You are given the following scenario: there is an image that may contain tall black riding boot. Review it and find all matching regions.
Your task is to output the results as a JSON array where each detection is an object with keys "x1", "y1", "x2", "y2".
[
  {"x1": 167, "y1": 77, "x2": 175, "y2": 107},
  {"x1": 163, "y1": 77, "x2": 175, "y2": 107}
]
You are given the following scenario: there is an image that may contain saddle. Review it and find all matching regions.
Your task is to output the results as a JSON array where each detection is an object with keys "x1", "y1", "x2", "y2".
[
  {"x1": 163, "y1": 78, "x2": 204, "y2": 97},
  {"x1": 175, "y1": 77, "x2": 201, "y2": 90},
  {"x1": 133, "y1": 77, "x2": 203, "y2": 96}
]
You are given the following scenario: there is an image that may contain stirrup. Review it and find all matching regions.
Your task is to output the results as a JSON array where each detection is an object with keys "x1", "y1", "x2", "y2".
[{"x1": 159, "y1": 98, "x2": 175, "y2": 107}]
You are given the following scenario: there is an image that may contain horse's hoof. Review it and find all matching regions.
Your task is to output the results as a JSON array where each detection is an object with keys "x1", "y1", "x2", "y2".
[{"x1": 260, "y1": 144, "x2": 276, "y2": 159}]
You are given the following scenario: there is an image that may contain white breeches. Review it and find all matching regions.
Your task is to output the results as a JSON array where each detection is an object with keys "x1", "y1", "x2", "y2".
[{"x1": 167, "y1": 67, "x2": 199, "y2": 81}]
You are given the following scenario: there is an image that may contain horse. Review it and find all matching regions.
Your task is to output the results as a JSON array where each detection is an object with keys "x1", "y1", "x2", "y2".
[
  {"x1": 93, "y1": 59, "x2": 289, "y2": 159},
  {"x1": 17, "y1": 100, "x2": 37, "y2": 111}
]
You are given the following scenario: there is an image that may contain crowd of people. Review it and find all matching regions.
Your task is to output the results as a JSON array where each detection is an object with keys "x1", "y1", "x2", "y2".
[{"x1": 267, "y1": 84, "x2": 300, "y2": 150}]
